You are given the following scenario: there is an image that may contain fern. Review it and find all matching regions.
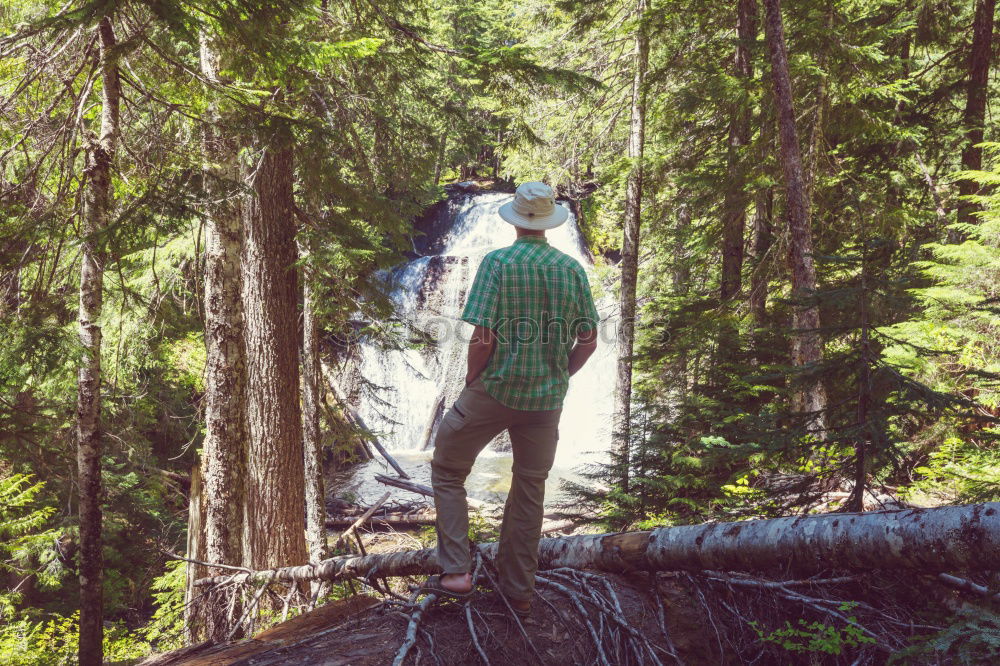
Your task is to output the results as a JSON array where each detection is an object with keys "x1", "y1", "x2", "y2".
[
  {"x1": 890, "y1": 608, "x2": 1000, "y2": 665},
  {"x1": 0, "y1": 474, "x2": 62, "y2": 600}
]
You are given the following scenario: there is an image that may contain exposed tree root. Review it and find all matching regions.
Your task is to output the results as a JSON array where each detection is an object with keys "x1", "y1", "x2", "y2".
[
  {"x1": 151, "y1": 563, "x2": 1000, "y2": 665},
  {"x1": 393, "y1": 592, "x2": 436, "y2": 666},
  {"x1": 161, "y1": 516, "x2": 1000, "y2": 666}
]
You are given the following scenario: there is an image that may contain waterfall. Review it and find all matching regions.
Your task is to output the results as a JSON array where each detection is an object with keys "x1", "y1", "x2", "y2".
[{"x1": 343, "y1": 192, "x2": 618, "y2": 503}]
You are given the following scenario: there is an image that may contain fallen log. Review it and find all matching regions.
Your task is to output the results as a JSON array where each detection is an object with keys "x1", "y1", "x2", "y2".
[
  {"x1": 359, "y1": 421, "x2": 411, "y2": 479},
  {"x1": 335, "y1": 492, "x2": 391, "y2": 548},
  {"x1": 324, "y1": 370, "x2": 410, "y2": 479},
  {"x1": 325, "y1": 511, "x2": 437, "y2": 528},
  {"x1": 196, "y1": 502, "x2": 1000, "y2": 587},
  {"x1": 936, "y1": 572, "x2": 1000, "y2": 601},
  {"x1": 324, "y1": 510, "x2": 578, "y2": 533},
  {"x1": 374, "y1": 473, "x2": 484, "y2": 509}
]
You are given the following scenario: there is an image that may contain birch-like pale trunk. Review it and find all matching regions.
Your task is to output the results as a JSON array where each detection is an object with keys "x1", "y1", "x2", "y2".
[
  {"x1": 183, "y1": 464, "x2": 205, "y2": 644},
  {"x1": 196, "y1": 33, "x2": 249, "y2": 641},
  {"x1": 195, "y1": 503, "x2": 1000, "y2": 588},
  {"x1": 613, "y1": 0, "x2": 649, "y2": 495},
  {"x1": 301, "y1": 247, "x2": 327, "y2": 564},
  {"x1": 762, "y1": 0, "x2": 827, "y2": 431},
  {"x1": 242, "y1": 122, "x2": 308, "y2": 570},
  {"x1": 198, "y1": 33, "x2": 248, "y2": 571},
  {"x1": 76, "y1": 16, "x2": 119, "y2": 666}
]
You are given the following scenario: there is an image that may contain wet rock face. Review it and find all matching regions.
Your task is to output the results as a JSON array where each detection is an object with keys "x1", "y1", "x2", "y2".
[
  {"x1": 417, "y1": 256, "x2": 467, "y2": 311},
  {"x1": 410, "y1": 181, "x2": 518, "y2": 258},
  {"x1": 409, "y1": 197, "x2": 464, "y2": 258}
]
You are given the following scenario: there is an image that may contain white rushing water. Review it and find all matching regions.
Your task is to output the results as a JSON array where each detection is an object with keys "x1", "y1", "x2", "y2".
[{"x1": 338, "y1": 192, "x2": 618, "y2": 506}]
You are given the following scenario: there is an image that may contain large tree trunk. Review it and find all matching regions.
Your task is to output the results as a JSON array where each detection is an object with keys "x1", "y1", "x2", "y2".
[
  {"x1": 613, "y1": 0, "x2": 649, "y2": 495},
  {"x1": 196, "y1": 34, "x2": 249, "y2": 641},
  {"x1": 76, "y1": 17, "x2": 119, "y2": 666},
  {"x1": 301, "y1": 249, "x2": 327, "y2": 564},
  {"x1": 720, "y1": 0, "x2": 757, "y2": 301},
  {"x1": 761, "y1": 0, "x2": 827, "y2": 431},
  {"x1": 242, "y1": 122, "x2": 308, "y2": 570},
  {"x1": 195, "y1": 502, "x2": 1000, "y2": 588},
  {"x1": 956, "y1": 0, "x2": 996, "y2": 229}
]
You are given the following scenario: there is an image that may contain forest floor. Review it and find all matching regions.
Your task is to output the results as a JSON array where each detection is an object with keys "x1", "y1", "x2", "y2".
[
  {"x1": 141, "y1": 571, "x2": 717, "y2": 665},
  {"x1": 140, "y1": 536, "x2": 968, "y2": 666},
  {"x1": 141, "y1": 499, "x2": 990, "y2": 665}
]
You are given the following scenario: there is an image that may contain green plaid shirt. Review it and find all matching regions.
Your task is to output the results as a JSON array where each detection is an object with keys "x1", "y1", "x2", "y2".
[{"x1": 461, "y1": 236, "x2": 600, "y2": 410}]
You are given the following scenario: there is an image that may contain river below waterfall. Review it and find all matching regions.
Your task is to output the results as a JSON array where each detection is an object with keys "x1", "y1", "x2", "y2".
[{"x1": 329, "y1": 191, "x2": 618, "y2": 509}]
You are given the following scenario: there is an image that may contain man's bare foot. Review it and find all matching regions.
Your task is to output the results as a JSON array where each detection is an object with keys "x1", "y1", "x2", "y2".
[{"x1": 440, "y1": 573, "x2": 473, "y2": 594}]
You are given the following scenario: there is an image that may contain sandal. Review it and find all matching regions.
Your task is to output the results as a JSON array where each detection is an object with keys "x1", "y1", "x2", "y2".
[
  {"x1": 418, "y1": 574, "x2": 474, "y2": 599},
  {"x1": 508, "y1": 600, "x2": 531, "y2": 619}
]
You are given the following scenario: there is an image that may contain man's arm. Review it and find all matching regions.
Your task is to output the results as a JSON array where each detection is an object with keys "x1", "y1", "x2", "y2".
[
  {"x1": 568, "y1": 327, "x2": 598, "y2": 376},
  {"x1": 466, "y1": 325, "x2": 496, "y2": 385}
]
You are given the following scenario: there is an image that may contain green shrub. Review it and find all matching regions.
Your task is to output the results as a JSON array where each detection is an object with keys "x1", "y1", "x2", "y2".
[{"x1": 752, "y1": 603, "x2": 876, "y2": 657}]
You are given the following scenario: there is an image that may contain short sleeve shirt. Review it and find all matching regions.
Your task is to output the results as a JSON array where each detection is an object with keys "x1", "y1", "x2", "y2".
[{"x1": 461, "y1": 236, "x2": 600, "y2": 410}]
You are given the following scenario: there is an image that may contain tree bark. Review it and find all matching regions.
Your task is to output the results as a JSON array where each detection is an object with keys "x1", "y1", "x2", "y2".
[
  {"x1": 301, "y1": 248, "x2": 327, "y2": 564},
  {"x1": 76, "y1": 16, "x2": 119, "y2": 666},
  {"x1": 673, "y1": 200, "x2": 692, "y2": 389},
  {"x1": 198, "y1": 32, "x2": 248, "y2": 585},
  {"x1": 196, "y1": 33, "x2": 250, "y2": 641},
  {"x1": 761, "y1": 0, "x2": 827, "y2": 430},
  {"x1": 750, "y1": 87, "x2": 776, "y2": 340},
  {"x1": 242, "y1": 121, "x2": 309, "y2": 570},
  {"x1": 613, "y1": 0, "x2": 649, "y2": 495},
  {"x1": 196, "y1": 502, "x2": 1000, "y2": 588},
  {"x1": 749, "y1": 187, "x2": 774, "y2": 331},
  {"x1": 956, "y1": 0, "x2": 996, "y2": 229},
  {"x1": 720, "y1": 0, "x2": 757, "y2": 300},
  {"x1": 325, "y1": 511, "x2": 584, "y2": 533},
  {"x1": 183, "y1": 464, "x2": 206, "y2": 644},
  {"x1": 847, "y1": 246, "x2": 873, "y2": 513}
]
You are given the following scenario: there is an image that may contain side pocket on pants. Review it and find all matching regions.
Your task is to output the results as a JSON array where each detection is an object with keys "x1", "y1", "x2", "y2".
[{"x1": 440, "y1": 403, "x2": 469, "y2": 434}]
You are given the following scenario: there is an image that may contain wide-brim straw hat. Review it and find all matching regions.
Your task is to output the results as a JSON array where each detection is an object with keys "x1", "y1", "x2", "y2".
[{"x1": 498, "y1": 181, "x2": 569, "y2": 230}]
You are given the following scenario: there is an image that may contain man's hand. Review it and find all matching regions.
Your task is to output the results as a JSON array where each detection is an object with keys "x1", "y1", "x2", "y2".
[
  {"x1": 466, "y1": 325, "x2": 496, "y2": 385},
  {"x1": 568, "y1": 328, "x2": 598, "y2": 377}
]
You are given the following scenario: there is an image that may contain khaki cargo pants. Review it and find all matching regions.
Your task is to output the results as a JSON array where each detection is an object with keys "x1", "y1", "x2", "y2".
[{"x1": 431, "y1": 378, "x2": 561, "y2": 603}]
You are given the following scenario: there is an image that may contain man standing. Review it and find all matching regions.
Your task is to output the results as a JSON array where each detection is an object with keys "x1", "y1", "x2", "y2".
[{"x1": 426, "y1": 182, "x2": 600, "y2": 617}]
